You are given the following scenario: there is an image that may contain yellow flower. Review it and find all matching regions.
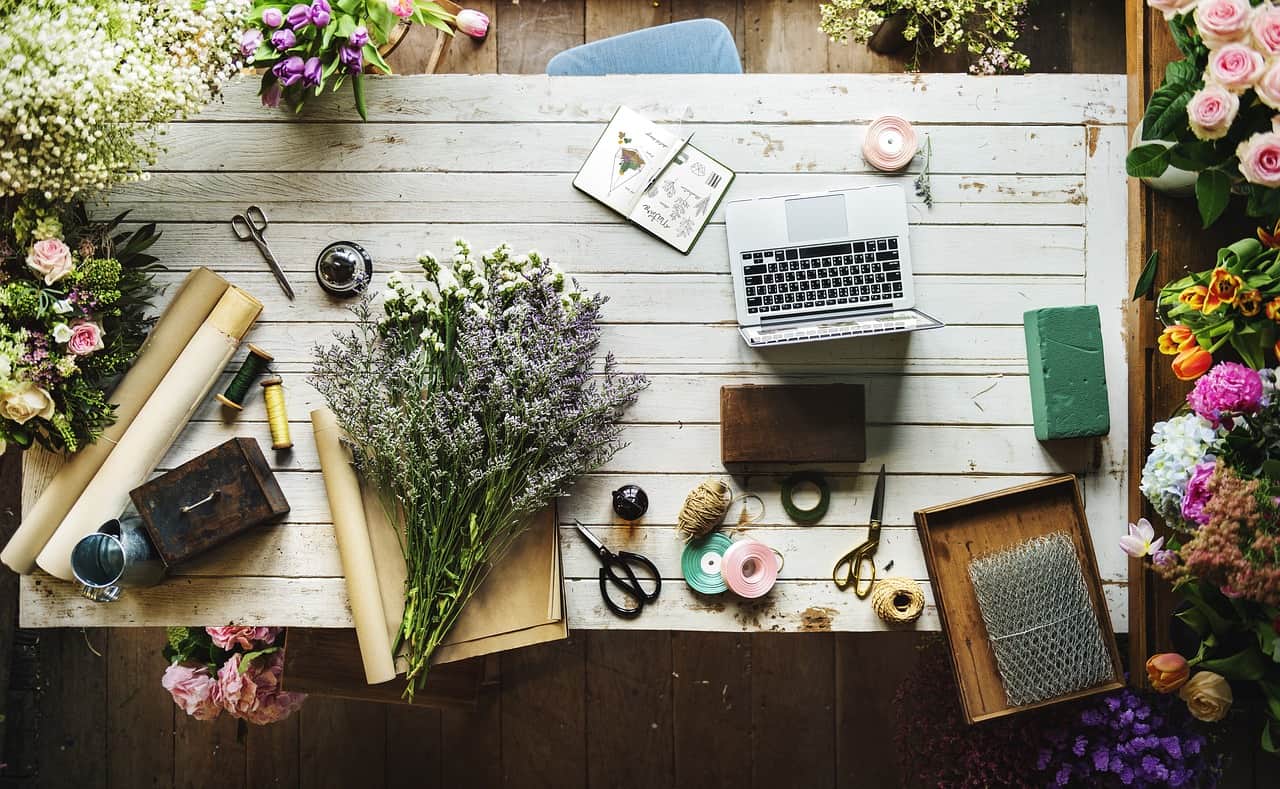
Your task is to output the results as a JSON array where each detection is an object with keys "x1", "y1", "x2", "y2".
[
  {"x1": 1238, "y1": 289, "x2": 1263, "y2": 317},
  {"x1": 1267, "y1": 297, "x2": 1280, "y2": 322},
  {"x1": 1178, "y1": 671, "x2": 1232, "y2": 722},
  {"x1": 1157, "y1": 325, "x2": 1196, "y2": 356},
  {"x1": 1178, "y1": 285, "x2": 1208, "y2": 311},
  {"x1": 1203, "y1": 267, "x2": 1243, "y2": 314}
]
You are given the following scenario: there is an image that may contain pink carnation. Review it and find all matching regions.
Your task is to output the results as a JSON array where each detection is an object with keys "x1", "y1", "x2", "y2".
[
  {"x1": 1237, "y1": 129, "x2": 1280, "y2": 186},
  {"x1": 217, "y1": 651, "x2": 306, "y2": 725},
  {"x1": 1181, "y1": 460, "x2": 1217, "y2": 525},
  {"x1": 162, "y1": 664, "x2": 222, "y2": 720},
  {"x1": 205, "y1": 625, "x2": 281, "y2": 650},
  {"x1": 1186, "y1": 361, "x2": 1263, "y2": 423},
  {"x1": 1196, "y1": 0, "x2": 1252, "y2": 47},
  {"x1": 1207, "y1": 42, "x2": 1266, "y2": 92},
  {"x1": 1254, "y1": 5, "x2": 1280, "y2": 54},
  {"x1": 1187, "y1": 83, "x2": 1239, "y2": 139}
]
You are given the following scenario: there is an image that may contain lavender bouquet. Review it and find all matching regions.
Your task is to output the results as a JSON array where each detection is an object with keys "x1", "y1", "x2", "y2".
[{"x1": 312, "y1": 241, "x2": 646, "y2": 695}]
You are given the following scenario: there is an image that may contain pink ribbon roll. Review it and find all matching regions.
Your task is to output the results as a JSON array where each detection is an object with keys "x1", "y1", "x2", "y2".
[
  {"x1": 721, "y1": 538, "x2": 783, "y2": 599},
  {"x1": 862, "y1": 115, "x2": 918, "y2": 171}
]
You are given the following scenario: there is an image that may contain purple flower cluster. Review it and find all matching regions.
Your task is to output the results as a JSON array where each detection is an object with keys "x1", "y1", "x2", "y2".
[
  {"x1": 1037, "y1": 688, "x2": 1222, "y2": 788},
  {"x1": 1187, "y1": 361, "x2": 1263, "y2": 426}
]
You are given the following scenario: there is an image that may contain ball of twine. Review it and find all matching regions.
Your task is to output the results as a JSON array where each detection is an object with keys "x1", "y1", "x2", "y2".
[
  {"x1": 676, "y1": 479, "x2": 732, "y2": 540},
  {"x1": 871, "y1": 576, "x2": 925, "y2": 625}
]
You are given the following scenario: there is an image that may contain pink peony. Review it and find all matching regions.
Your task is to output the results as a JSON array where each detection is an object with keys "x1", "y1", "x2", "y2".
[
  {"x1": 1186, "y1": 361, "x2": 1263, "y2": 422},
  {"x1": 1256, "y1": 59, "x2": 1280, "y2": 109},
  {"x1": 217, "y1": 650, "x2": 305, "y2": 725},
  {"x1": 1254, "y1": 5, "x2": 1280, "y2": 54},
  {"x1": 1195, "y1": 0, "x2": 1253, "y2": 47},
  {"x1": 1237, "y1": 129, "x2": 1280, "y2": 186},
  {"x1": 162, "y1": 664, "x2": 222, "y2": 720},
  {"x1": 1148, "y1": 0, "x2": 1200, "y2": 20},
  {"x1": 205, "y1": 625, "x2": 281, "y2": 650},
  {"x1": 1181, "y1": 460, "x2": 1217, "y2": 525},
  {"x1": 25, "y1": 238, "x2": 74, "y2": 285},
  {"x1": 1207, "y1": 42, "x2": 1266, "y2": 92},
  {"x1": 1187, "y1": 83, "x2": 1240, "y2": 139},
  {"x1": 66, "y1": 320, "x2": 104, "y2": 356}
]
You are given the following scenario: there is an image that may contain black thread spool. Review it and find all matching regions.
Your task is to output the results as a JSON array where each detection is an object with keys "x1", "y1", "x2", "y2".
[
  {"x1": 216, "y1": 345, "x2": 272, "y2": 411},
  {"x1": 611, "y1": 484, "x2": 649, "y2": 521},
  {"x1": 315, "y1": 241, "x2": 373, "y2": 297}
]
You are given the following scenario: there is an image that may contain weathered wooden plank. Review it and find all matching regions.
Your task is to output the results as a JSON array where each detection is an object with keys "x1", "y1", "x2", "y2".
[
  {"x1": 34, "y1": 628, "x2": 109, "y2": 789},
  {"x1": 174, "y1": 710, "x2": 245, "y2": 789},
  {"x1": 437, "y1": 0, "x2": 498, "y2": 75},
  {"x1": 386, "y1": 706, "x2": 442, "y2": 788},
  {"x1": 299, "y1": 698, "x2": 387, "y2": 788},
  {"x1": 161, "y1": 272, "x2": 1081, "y2": 328},
  {"x1": 586, "y1": 0, "x2": 669, "y2": 41},
  {"x1": 152, "y1": 123, "x2": 1087, "y2": 175},
  {"x1": 834, "y1": 631, "x2": 923, "y2": 787},
  {"x1": 440, "y1": 688, "x2": 502, "y2": 788},
  {"x1": 245, "y1": 712, "x2": 300, "y2": 788},
  {"x1": 500, "y1": 636, "x2": 588, "y2": 788},
  {"x1": 197, "y1": 74, "x2": 1127, "y2": 124},
  {"x1": 156, "y1": 422, "x2": 1092, "y2": 476},
  {"x1": 584, "y1": 631, "x2": 674, "y2": 787},
  {"x1": 670, "y1": 631, "x2": 751, "y2": 787},
  {"x1": 497, "y1": 0, "x2": 585, "y2": 74},
  {"x1": 745, "y1": 0, "x2": 837, "y2": 73},
  {"x1": 751, "y1": 632, "x2": 836, "y2": 787},
  {"x1": 106, "y1": 628, "x2": 173, "y2": 789},
  {"x1": 139, "y1": 223, "x2": 1089, "y2": 277}
]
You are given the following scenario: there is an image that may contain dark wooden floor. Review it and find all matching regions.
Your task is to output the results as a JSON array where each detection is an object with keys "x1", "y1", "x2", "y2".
[{"x1": 1, "y1": 2, "x2": 1229, "y2": 788}]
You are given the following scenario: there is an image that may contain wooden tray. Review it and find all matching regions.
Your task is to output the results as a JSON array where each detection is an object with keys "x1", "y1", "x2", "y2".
[{"x1": 914, "y1": 475, "x2": 1124, "y2": 723}]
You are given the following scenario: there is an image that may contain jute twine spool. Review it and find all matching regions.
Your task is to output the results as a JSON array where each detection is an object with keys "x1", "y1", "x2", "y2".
[
  {"x1": 677, "y1": 479, "x2": 733, "y2": 540},
  {"x1": 871, "y1": 576, "x2": 925, "y2": 625}
]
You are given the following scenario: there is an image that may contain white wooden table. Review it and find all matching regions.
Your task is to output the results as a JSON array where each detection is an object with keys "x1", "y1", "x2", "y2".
[{"x1": 21, "y1": 74, "x2": 1129, "y2": 633}]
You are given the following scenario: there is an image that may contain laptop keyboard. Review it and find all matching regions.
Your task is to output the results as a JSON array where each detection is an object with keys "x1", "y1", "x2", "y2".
[{"x1": 740, "y1": 237, "x2": 903, "y2": 316}]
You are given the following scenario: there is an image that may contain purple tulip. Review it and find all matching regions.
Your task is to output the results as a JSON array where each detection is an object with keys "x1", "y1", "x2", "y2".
[
  {"x1": 273, "y1": 56, "x2": 306, "y2": 86},
  {"x1": 239, "y1": 29, "x2": 263, "y2": 57},
  {"x1": 310, "y1": 0, "x2": 331, "y2": 27},
  {"x1": 261, "y1": 81, "x2": 283, "y2": 108},
  {"x1": 338, "y1": 43, "x2": 363, "y2": 72},
  {"x1": 302, "y1": 56, "x2": 323, "y2": 88},
  {"x1": 349, "y1": 25, "x2": 369, "y2": 47},
  {"x1": 270, "y1": 28, "x2": 296, "y2": 51},
  {"x1": 455, "y1": 9, "x2": 489, "y2": 39},
  {"x1": 285, "y1": 3, "x2": 310, "y2": 28},
  {"x1": 262, "y1": 7, "x2": 283, "y2": 27}
]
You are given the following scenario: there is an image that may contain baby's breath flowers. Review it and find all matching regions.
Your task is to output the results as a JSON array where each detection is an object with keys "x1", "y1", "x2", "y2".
[
  {"x1": 0, "y1": 0, "x2": 248, "y2": 203},
  {"x1": 313, "y1": 241, "x2": 647, "y2": 696},
  {"x1": 819, "y1": 0, "x2": 1031, "y2": 73}
]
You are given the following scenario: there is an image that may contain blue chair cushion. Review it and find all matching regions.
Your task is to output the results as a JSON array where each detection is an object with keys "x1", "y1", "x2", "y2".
[{"x1": 546, "y1": 19, "x2": 742, "y2": 76}]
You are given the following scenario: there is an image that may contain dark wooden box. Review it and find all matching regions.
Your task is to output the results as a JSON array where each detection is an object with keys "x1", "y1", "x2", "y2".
[
  {"x1": 129, "y1": 437, "x2": 289, "y2": 567},
  {"x1": 720, "y1": 384, "x2": 866, "y2": 464},
  {"x1": 913, "y1": 475, "x2": 1124, "y2": 724}
]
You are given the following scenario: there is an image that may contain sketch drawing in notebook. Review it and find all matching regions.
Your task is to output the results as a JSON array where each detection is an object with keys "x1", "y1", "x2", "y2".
[{"x1": 574, "y1": 105, "x2": 735, "y2": 253}]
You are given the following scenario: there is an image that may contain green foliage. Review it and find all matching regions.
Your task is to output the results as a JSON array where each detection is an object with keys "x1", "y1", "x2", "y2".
[
  {"x1": 163, "y1": 626, "x2": 233, "y2": 669},
  {"x1": 1127, "y1": 143, "x2": 1172, "y2": 179},
  {"x1": 1197, "y1": 169, "x2": 1232, "y2": 228}
]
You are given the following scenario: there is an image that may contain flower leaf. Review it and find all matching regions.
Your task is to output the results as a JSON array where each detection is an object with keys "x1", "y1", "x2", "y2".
[
  {"x1": 1133, "y1": 250, "x2": 1159, "y2": 302},
  {"x1": 1195, "y1": 168, "x2": 1231, "y2": 228},
  {"x1": 1198, "y1": 645, "x2": 1269, "y2": 681},
  {"x1": 1127, "y1": 144, "x2": 1172, "y2": 178}
]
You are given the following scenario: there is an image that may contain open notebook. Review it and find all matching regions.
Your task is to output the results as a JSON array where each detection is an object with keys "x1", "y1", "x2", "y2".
[{"x1": 573, "y1": 106, "x2": 735, "y2": 253}]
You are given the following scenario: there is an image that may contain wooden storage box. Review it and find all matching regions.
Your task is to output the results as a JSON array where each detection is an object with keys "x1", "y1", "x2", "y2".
[
  {"x1": 913, "y1": 475, "x2": 1123, "y2": 723},
  {"x1": 720, "y1": 384, "x2": 866, "y2": 465}
]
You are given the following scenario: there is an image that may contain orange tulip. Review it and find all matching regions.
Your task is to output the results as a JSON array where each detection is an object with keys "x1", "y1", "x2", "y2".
[
  {"x1": 1203, "y1": 267, "x2": 1243, "y2": 314},
  {"x1": 1157, "y1": 325, "x2": 1197, "y2": 356},
  {"x1": 1260, "y1": 219, "x2": 1280, "y2": 249},
  {"x1": 1239, "y1": 289, "x2": 1263, "y2": 317},
  {"x1": 1275, "y1": 338, "x2": 1280, "y2": 362},
  {"x1": 1178, "y1": 285, "x2": 1209, "y2": 311},
  {"x1": 1267, "y1": 298, "x2": 1280, "y2": 322},
  {"x1": 1146, "y1": 652, "x2": 1191, "y2": 693},
  {"x1": 1172, "y1": 345, "x2": 1212, "y2": 380}
]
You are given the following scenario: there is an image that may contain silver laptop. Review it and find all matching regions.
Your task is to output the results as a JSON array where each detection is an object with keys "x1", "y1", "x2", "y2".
[{"x1": 726, "y1": 184, "x2": 943, "y2": 347}]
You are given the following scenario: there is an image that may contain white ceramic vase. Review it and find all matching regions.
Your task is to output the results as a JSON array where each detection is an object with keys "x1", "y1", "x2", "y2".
[{"x1": 1130, "y1": 121, "x2": 1198, "y2": 197}]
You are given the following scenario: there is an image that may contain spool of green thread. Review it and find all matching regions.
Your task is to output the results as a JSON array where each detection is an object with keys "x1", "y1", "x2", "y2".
[
  {"x1": 682, "y1": 532, "x2": 732, "y2": 595},
  {"x1": 216, "y1": 344, "x2": 272, "y2": 411}
]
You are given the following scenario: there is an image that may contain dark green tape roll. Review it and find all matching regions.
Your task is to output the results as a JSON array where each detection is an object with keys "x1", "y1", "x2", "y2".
[{"x1": 781, "y1": 471, "x2": 829, "y2": 524}]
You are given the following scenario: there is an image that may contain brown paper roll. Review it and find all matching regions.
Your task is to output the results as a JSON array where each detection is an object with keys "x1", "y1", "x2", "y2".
[
  {"x1": 362, "y1": 486, "x2": 407, "y2": 651},
  {"x1": 1, "y1": 268, "x2": 229, "y2": 574},
  {"x1": 35, "y1": 287, "x2": 262, "y2": 580},
  {"x1": 313, "y1": 408, "x2": 397, "y2": 684}
]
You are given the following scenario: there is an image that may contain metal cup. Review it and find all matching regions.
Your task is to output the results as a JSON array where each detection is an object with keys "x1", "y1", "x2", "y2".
[{"x1": 70, "y1": 515, "x2": 165, "y2": 602}]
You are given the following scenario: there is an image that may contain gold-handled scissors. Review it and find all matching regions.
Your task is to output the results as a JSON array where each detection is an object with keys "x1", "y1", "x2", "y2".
[
  {"x1": 833, "y1": 464, "x2": 885, "y2": 597},
  {"x1": 231, "y1": 205, "x2": 295, "y2": 300}
]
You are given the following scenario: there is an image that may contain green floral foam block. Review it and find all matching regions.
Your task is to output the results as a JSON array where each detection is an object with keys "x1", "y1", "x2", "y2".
[{"x1": 1023, "y1": 306, "x2": 1110, "y2": 441}]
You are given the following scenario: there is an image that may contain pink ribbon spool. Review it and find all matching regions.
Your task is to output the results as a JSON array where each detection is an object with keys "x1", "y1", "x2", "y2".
[
  {"x1": 721, "y1": 539, "x2": 784, "y2": 599},
  {"x1": 862, "y1": 115, "x2": 918, "y2": 171}
]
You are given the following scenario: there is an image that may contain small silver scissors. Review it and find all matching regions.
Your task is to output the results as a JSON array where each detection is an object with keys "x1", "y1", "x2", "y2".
[{"x1": 231, "y1": 205, "x2": 295, "y2": 299}]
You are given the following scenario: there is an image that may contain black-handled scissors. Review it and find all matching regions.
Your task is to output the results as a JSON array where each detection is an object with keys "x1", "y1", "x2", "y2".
[
  {"x1": 231, "y1": 205, "x2": 295, "y2": 300},
  {"x1": 833, "y1": 464, "x2": 885, "y2": 598},
  {"x1": 574, "y1": 520, "x2": 660, "y2": 618}
]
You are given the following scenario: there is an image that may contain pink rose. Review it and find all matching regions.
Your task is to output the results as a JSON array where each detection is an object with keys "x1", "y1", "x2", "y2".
[
  {"x1": 205, "y1": 625, "x2": 281, "y2": 651},
  {"x1": 1196, "y1": 0, "x2": 1252, "y2": 47},
  {"x1": 1148, "y1": 0, "x2": 1200, "y2": 20},
  {"x1": 1207, "y1": 42, "x2": 1266, "y2": 92},
  {"x1": 1187, "y1": 83, "x2": 1240, "y2": 139},
  {"x1": 1254, "y1": 5, "x2": 1280, "y2": 54},
  {"x1": 162, "y1": 664, "x2": 222, "y2": 720},
  {"x1": 1257, "y1": 59, "x2": 1280, "y2": 108},
  {"x1": 25, "y1": 238, "x2": 74, "y2": 285},
  {"x1": 66, "y1": 320, "x2": 104, "y2": 356},
  {"x1": 1237, "y1": 129, "x2": 1280, "y2": 186}
]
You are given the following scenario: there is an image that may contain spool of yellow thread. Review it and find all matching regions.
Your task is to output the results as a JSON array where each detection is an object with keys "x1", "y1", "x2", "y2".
[{"x1": 260, "y1": 376, "x2": 293, "y2": 450}]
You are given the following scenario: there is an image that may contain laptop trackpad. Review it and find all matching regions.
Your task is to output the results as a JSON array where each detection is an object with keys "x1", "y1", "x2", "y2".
[{"x1": 785, "y1": 194, "x2": 848, "y2": 243}]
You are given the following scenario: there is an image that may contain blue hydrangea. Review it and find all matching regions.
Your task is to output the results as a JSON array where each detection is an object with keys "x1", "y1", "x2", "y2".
[{"x1": 1140, "y1": 413, "x2": 1221, "y2": 524}]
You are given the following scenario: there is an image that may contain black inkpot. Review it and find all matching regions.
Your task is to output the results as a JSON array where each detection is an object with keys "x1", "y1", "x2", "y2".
[
  {"x1": 611, "y1": 484, "x2": 648, "y2": 521},
  {"x1": 315, "y1": 241, "x2": 373, "y2": 297}
]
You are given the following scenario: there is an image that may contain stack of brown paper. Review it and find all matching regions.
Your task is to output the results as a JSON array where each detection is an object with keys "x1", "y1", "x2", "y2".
[
  {"x1": 311, "y1": 407, "x2": 565, "y2": 685},
  {"x1": 1, "y1": 268, "x2": 232, "y2": 575}
]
